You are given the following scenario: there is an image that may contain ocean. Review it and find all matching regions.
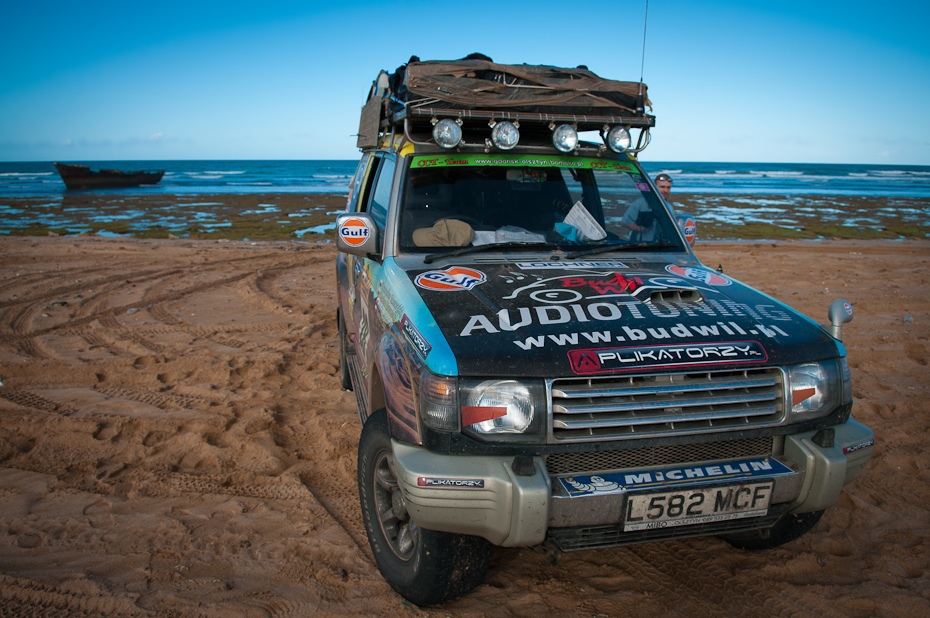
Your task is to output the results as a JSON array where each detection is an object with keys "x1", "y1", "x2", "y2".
[
  {"x1": 2, "y1": 160, "x2": 930, "y2": 199},
  {"x1": 1, "y1": 160, "x2": 928, "y2": 239}
]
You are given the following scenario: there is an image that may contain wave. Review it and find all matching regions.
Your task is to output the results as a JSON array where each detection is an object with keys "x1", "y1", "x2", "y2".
[
  {"x1": 749, "y1": 170, "x2": 804, "y2": 177},
  {"x1": 869, "y1": 169, "x2": 930, "y2": 177},
  {"x1": 184, "y1": 171, "x2": 248, "y2": 179}
]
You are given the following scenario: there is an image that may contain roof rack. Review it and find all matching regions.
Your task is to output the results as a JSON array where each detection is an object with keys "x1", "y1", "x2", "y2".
[{"x1": 357, "y1": 55, "x2": 655, "y2": 153}]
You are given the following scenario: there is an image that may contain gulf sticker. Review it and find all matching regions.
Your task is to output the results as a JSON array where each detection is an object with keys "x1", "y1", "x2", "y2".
[
  {"x1": 339, "y1": 217, "x2": 371, "y2": 247},
  {"x1": 415, "y1": 266, "x2": 487, "y2": 292},
  {"x1": 681, "y1": 217, "x2": 696, "y2": 244},
  {"x1": 666, "y1": 264, "x2": 731, "y2": 286}
]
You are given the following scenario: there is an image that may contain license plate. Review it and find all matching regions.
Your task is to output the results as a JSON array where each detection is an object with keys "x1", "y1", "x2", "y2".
[{"x1": 623, "y1": 482, "x2": 773, "y2": 532}]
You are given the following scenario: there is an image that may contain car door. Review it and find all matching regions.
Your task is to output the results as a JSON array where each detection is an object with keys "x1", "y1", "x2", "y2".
[{"x1": 341, "y1": 153, "x2": 396, "y2": 396}]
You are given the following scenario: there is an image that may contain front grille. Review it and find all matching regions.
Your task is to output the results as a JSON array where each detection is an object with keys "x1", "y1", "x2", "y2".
[
  {"x1": 548, "y1": 504, "x2": 790, "y2": 551},
  {"x1": 550, "y1": 367, "x2": 786, "y2": 443},
  {"x1": 545, "y1": 436, "x2": 774, "y2": 475}
]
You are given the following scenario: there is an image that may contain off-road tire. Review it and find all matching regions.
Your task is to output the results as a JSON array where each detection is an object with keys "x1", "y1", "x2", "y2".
[
  {"x1": 358, "y1": 409, "x2": 490, "y2": 606},
  {"x1": 720, "y1": 510, "x2": 824, "y2": 550}
]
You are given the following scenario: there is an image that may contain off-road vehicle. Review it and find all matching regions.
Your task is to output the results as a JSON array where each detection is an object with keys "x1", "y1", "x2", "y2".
[{"x1": 335, "y1": 55, "x2": 874, "y2": 606}]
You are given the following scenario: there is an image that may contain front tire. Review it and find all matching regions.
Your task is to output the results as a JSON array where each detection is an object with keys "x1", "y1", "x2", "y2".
[
  {"x1": 720, "y1": 510, "x2": 824, "y2": 550},
  {"x1": 358, "y1": 409, "x2": 490, "y2": 606}
]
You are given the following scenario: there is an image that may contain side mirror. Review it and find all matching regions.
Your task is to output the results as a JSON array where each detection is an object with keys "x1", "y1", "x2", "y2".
[
  {"x1": 336, "y1": 213, "x2": 381, "y2": 257},
  {"x1": 826, "y1": 299, "x2": 854, "y2": 341},
  {"x1": 676, "y1": 214, "x2": 696, "y2": 246}
]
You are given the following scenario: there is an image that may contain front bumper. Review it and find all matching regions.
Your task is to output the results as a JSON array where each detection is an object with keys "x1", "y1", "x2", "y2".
[{"x1": 390, "y1": 418, "x2": 874, "y2": 548}]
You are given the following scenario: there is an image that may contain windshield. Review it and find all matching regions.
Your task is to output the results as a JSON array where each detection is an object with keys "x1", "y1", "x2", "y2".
[{"x1": 397, "y1": 154, "x2": 682, "y2": 254}]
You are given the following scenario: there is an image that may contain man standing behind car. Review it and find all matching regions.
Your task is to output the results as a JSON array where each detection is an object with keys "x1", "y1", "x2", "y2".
[
  {"x1": 654, "y1": 173, "x2": 673, "y2": 203},
  {"x1": 621, "y1": 173, "x2": 673, "y2": 241}
]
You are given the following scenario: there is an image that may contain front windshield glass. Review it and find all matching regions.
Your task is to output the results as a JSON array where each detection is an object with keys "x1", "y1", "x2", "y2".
[{"x1": 398, "y1": 154, "x2": 682, "y2": 253}]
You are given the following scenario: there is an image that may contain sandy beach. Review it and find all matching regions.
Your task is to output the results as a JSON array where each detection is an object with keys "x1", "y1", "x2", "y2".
[{"x1": 1, "y1": 235, "x2": 928, "y2": 617}]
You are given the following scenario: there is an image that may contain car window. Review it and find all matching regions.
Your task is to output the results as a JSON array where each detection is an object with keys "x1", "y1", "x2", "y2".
[
  {"x1": 345, "y1": 152, "x2": 372, "y2": 213},
  {"x1": 367, "y1": 156, "x2": 396, "y2": 231},
  {"x1": 398, "y1": 154, "x2": 680, "y2": 251}
]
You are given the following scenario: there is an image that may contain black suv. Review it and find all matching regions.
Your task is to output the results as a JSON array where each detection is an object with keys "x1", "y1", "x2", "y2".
[{"x1": 335, "y1": 55, "x2": 874, "y2": 606}]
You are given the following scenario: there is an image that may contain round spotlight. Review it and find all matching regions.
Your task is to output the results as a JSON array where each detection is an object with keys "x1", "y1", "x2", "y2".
[
  {"x1": 432, "y1": 119, "x2": 462, "y2": 149},
  {"x1": 551, "y1": 124, "x2": 578, "y2": 153},
  {"x1": 491, "y1": 120, "x2": 520, "y2": 150},
  {"x1": 605, "y1": 126, "x2": 632, "y2": 153}
]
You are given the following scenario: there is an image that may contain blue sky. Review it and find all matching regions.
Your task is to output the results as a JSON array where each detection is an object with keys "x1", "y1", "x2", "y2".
[{"x1": 1, "y1": 0, "x2": 928, "y2": 164}]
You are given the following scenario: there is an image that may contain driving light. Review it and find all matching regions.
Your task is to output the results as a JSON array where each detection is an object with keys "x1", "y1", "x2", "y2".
[
  {"x1": 432, "y1": 118, "x2": 463, "y2": 149},
  {"x1": 551, "y1": 124, "x2": 578, "y2": 153},
  {"x1": 604, "y1": 125, "x2": 632, "y2": 153},
  {"x1": 490, "y1": 120, "x2": 520, "y2": 150}
]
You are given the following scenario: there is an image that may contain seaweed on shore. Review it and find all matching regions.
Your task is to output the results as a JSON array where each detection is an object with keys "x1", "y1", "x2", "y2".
[{"x1": 1, "y1": 192, "x2": 927, "y2": 241}]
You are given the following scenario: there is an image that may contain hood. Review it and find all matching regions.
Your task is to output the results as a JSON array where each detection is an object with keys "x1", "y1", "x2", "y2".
[{"x1": 403, "y1": 259, "x2": 839, "y2": 377}]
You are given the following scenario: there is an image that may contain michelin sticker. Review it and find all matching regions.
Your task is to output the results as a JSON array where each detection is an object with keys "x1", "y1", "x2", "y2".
[{"x1": 559, "y1": 457, "x2": 794, "y2": 497}]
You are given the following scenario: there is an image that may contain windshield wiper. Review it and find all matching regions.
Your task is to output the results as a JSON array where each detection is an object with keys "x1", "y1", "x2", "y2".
[
  {"x1": 565, "y1": 242, "x2": 679, "y2": 259},
  {"x1": 423, "y1": 242, "x2": 561, "y2": 264}
]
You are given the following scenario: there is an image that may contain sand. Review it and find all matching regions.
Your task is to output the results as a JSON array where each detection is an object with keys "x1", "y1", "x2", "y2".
[{"x1": 0, "y1": 236, "x2": 928, "y2": 617}]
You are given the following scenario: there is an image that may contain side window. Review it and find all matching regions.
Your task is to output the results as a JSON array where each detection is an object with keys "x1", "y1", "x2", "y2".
[
  {"x1": 367, "y1": 156, "x2": 396, "y2": 230},
  {"x1": 345, "y1": 152, "x2": 372, "y2": 212}
]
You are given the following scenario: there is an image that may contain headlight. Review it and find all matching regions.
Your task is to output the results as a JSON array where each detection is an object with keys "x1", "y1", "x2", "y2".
[
  {"x1": 461, "y1": 379, "x2": 545, "y2": 442},
  {"x1": 419, "y1": 371, "x2": 545, "y2": 442},
  {"x1": 490, "y1": 120, "x2": 520, "y2": 150},
  {"x1": 787, "y1": 358, "x2": 850, "y2": 422}
]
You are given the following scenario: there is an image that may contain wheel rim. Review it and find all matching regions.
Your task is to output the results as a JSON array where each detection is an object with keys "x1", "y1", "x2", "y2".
[{"x1": 372, "y1": 450, "x2": 418, "y2": 560}]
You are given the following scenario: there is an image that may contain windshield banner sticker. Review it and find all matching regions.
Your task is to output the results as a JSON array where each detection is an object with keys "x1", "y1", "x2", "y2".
[
  {"x1": 559, "y1": 457, "x2": 795, "y2": 497},
  {"x1": 567, "y1": 341, "x2": 767, "y2": 374},
  {"x1": 415, "y1": 266, "x2": 487, "y2": 292},
  {"x1": 411, "y1": 154, "x2": 637, "y2": 173}
]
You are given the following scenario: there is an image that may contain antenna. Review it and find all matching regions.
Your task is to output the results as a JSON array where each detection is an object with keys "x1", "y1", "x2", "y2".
[{"x1": 640, "y1": 0, "x2": 649, "y2": 84}]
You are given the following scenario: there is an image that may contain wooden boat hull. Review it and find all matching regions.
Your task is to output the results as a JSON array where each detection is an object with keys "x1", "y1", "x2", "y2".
[{"x1": 55, "y1": 162, "x2": 165, "y2": 190}]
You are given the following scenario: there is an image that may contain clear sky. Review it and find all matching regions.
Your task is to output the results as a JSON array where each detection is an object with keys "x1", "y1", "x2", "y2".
[{"x1": 1, "y1": 0, "x2": 928, "y2": 164}]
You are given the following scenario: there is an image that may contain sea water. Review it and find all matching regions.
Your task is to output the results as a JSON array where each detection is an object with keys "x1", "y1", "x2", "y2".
[
  {"x1": 1, "y1": 160, "x2": 929, "y2": 199},
  {"x1": 1, "y1": 160, "x2": 928, "y2": 238},
  {"x1": 0, "y1": 160, "x2": 357, "y2": 198}
]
